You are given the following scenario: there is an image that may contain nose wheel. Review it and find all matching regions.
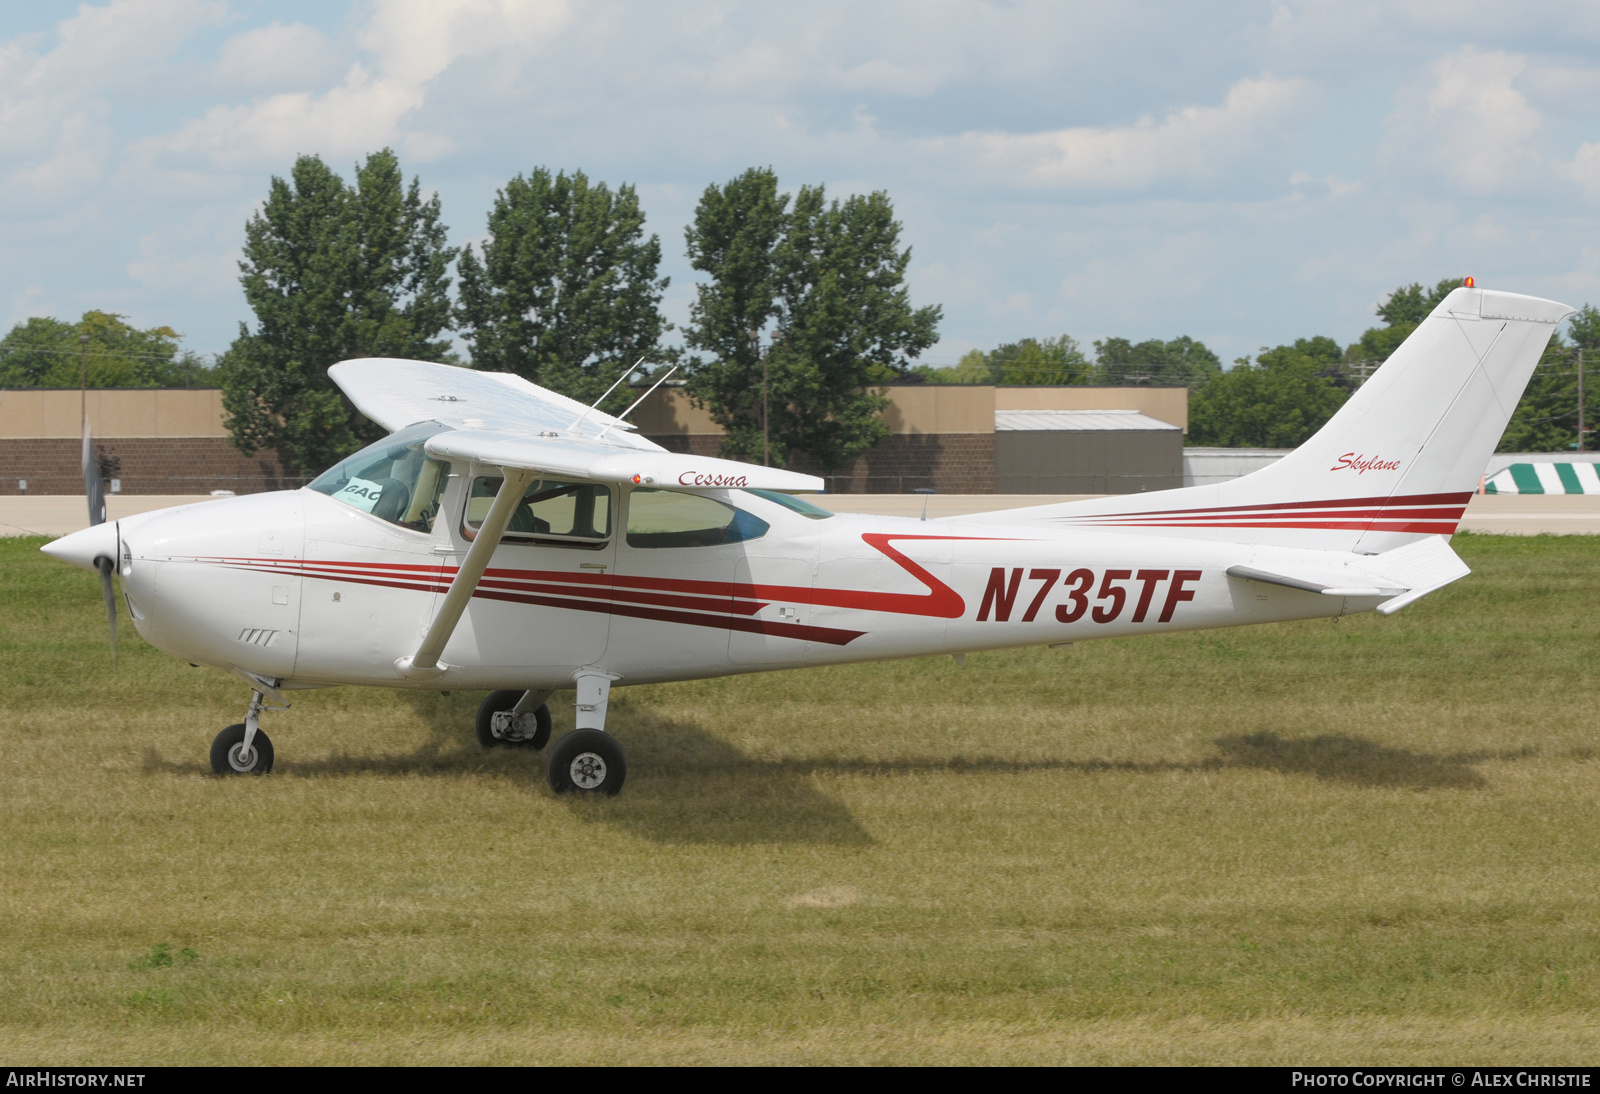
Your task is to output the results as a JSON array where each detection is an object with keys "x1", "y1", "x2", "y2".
[
  {"x1": 210, "y1": 722, "x2": 274, "y2": 775},
  {"x1": 212, "y1": 674, "x2": 286, "y2": 775}
]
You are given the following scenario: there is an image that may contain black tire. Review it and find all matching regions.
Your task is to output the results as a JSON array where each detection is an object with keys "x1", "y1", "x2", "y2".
[
  {"x1": 210, "y1": 723, "x2": 274, "y2": 775},
  {"x1": 546, "y1": 729, "x2": 626, "y2": 796},
  {"x1": 475, "y1": 690, "x2": 552, "y2": 750}
]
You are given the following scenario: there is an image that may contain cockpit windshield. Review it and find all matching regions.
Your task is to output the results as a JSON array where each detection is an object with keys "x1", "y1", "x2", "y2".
[{"x1": 308, "y1": 421, "x2": 451, "y2": 532}]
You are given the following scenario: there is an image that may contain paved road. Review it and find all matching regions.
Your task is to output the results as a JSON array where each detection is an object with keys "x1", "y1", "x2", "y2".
[
  {"x1": 6, "y1": 492, "x2": 1600, "y2": 538},
  {"x1": 0, "y1": 495, "x2": 228, "y2": 538}
]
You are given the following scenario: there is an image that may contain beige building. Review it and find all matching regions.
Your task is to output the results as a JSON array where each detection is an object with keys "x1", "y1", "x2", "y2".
[
  {"x1": 0, "y1": 384, "x2": 1188, "y2": 495},
  {"x1": 0, "y1": 388, "x2": 296, "y2": 496},
  {"x1": 635, "y1": 384, "x2": 1187, "y2": 493}
]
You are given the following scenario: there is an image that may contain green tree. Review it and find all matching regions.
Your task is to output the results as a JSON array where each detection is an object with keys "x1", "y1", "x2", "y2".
[
  {"x1": 455, "y1": 168, "x2": 671, "y2": 409},
  {"x1": 1349, "y1": 277, "x2": 1463, "y2": 363},
  {"x1": 219, "y1": 149, "x2": 454, "y2": 476},
  {"x1": 1496, "y1": 310, "x2": 1600, "y2": 452},
  {"x1": 1094, "y1": 335, "x2": 1222, "y2": 388},
  {"x1": 913, "y1": 348, "x2": 994, "y2": 383},
  {"x1": 685, "y1": 169, "x2": 940, "y2": 473},
  {"x1": 683, "y1": 168, "x2": 793, "y2": 460},
  {"x1": 926, "y1": 335, "x2": 1093, "y2": 385},
  {"x1": 1187, "y1": 337, "x2": 1351, "y2": 447},
  {"x1": 0, "y1": 311, "x2": 211, "y2": 388}
]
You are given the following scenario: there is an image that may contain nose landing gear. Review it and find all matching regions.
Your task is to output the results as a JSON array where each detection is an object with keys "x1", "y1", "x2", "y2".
[
  {"x1": 211, "y1": 674, "x2": 287, "y2": 775},
  {"x1": 210, "y1": 722, "x2": 274, "y2": 774}
]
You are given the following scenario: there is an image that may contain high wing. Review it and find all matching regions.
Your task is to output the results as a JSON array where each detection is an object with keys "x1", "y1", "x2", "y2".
[
  {"x1": 330, "y1": 357, "x2": 648, "y2": 442},
  {"x1": 329, "y1": 357, "x2": 822, "y2": 681},
  {"x1": 329, "y1": 356, "x2": 822, "y2": 493},
  {"x1": 423, "y1": 429, "x2": 819, "y2": 493}
]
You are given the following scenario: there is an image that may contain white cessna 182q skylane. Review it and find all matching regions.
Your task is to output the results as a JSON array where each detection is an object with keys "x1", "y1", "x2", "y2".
[{"x1": 41, "y1": 284, "x2": 1572, "y2": 795}]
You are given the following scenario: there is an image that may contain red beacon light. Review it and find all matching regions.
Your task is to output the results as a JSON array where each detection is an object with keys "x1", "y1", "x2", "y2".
[
  {"x1": 1464, "y1": 276, "x2": 1475, "y2": 288},
  {"x1": 632, "y1": 474, "x2": 643, "y2": 485}
]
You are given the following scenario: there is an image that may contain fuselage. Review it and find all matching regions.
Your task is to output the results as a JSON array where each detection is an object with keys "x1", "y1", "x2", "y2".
[{"x1": 106, "y1": 476, "x2": 1377, "y2": 693}]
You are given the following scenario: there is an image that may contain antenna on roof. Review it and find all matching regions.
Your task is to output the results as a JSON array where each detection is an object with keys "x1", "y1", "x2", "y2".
[
  {"x1": 596, "y1": 364, "x2": 680, "y2": 441},
  {"x1": 568, "y1": 357, "x2": 645, "y2": 432}
]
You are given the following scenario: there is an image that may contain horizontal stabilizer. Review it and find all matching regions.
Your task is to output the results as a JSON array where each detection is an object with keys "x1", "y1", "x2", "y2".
[
  {"x1": 1367, "y1": 534, "x2": 1471, "y2": 615},
  {"x1": 1225, "y1": 565, "x2": 1408, "y2": 599},
  {"x1": 424, "y1": 429, "x2": 823, "y2": 493}
]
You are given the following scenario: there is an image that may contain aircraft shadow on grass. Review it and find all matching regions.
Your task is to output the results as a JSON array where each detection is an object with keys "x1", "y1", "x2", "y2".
[
  {"x1": 1210, "y1": 731, "x2": 1535, "y2": 790},
  {"x1": 140, "y1": 692, "x2": 874, "y2": 847},
  {"x1": 702, "y1": 732, "x2": 1526, "y2": 792},
  {"x1": 140, "y1": 696, "x2": 1535, "y2": 843}
]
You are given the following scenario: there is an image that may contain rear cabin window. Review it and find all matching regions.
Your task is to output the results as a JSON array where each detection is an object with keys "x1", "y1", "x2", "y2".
[
  {"x1": 308, "y1": 421, "x2": 450, "y2": 532},
  {"x1": 465, "y1": 477, "x2": 612, "y2": 546},
  {"x1": 626, "y1": 489, "x2": 769, "y2": 549},
  {"x1": 742, "y1": 488, "x2": 835, "y2": 519}
]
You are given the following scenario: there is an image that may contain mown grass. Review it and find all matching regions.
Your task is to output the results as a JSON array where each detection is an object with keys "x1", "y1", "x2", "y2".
[{"x1": 1, "y1": 532, "x2": 1598, "y2": 1064}]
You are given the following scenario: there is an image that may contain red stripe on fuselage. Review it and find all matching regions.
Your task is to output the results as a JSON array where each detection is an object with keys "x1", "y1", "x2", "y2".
[
  {"x1": 1049, "y1": 492, "x2": 1471, "y2": 534},
  {"x1": 184, "y1": 531, "x2": 982, "y2": 644}
]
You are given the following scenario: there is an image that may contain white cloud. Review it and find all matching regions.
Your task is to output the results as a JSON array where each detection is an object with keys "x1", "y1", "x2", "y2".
[
  {"x1": 211, "y1": 22, "x2": 345, "y2": 93},
  {"x1": 0, "y1": 0, "x2": 225, "y2": 206},
  {"x1": 143, "y1": 0, "x2": 572, "y2": 169},
  {"x1": 1381, "y1": 47, "x2": 1542, "y2": 195},
  {"x1": 951, "y1": 75, "x2": 1313, "y2": 190},
  {"x1": 1562, "y1": 140, "x2": 1600, "y2": 197}
]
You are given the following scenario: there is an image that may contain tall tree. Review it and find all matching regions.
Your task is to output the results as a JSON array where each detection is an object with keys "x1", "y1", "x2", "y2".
[
  {"x1": 1496, "y1": 326, "x2": 1595, "y2": 453},
  {"x1": 1187, "y1": 337, "x2": 1350, "y2": 447},
  {"x1": 917, "y1": 336, "x2": 1091, "y2": 385},
  {"x1": 456, "y1": 169, "x2": 672, "y2": 409},
  {"x1": 219, "y1": 149, "x2": 454, "y2": 476},
  {"x1": 685, "y1": 169, "x2": 941, "y2": 473},
  {"x1": 682, "y1": 168, "x2": 791, "y2": 459},
  {"x1": 0, "y1": 311, "x2": 210, "y2": 388},
  {"x1": 1349, "y1": 277, "x2": 1462, "y2": 363},
  {"x1": 1094, "y1": 335, "x2": 1222, "y2": 388}
]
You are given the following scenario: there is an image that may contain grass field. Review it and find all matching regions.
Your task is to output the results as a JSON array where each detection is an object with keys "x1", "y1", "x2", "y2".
[{"x1": 3, "y1": 532, "x2": 1599, "y2": 1065}]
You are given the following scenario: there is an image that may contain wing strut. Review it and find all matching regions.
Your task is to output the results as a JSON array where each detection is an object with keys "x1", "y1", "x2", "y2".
[{"x1": 396, "y1": 467, "x2": 536, "y2": 679}]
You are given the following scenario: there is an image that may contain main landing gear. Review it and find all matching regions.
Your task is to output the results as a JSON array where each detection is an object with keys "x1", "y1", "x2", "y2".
[
  {"x1": 546, "y1": 671, "x2": 626, "y2": 797},
  {"x1": 476, "y1": 676, "x2": 625, "y2": 795},
  {"x1": 475, "y1": 689, "x2": 553, "y2": 749}
]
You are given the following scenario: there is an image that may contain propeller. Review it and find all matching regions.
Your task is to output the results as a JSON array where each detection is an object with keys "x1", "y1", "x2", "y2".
[{"x1": 82, "y1": 418, "x2": 117, "y2": 667}]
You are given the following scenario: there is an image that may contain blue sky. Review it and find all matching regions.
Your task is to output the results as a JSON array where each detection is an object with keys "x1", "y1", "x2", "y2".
[{"x1": 4, "y1": 0, "x2": 1600, "y2": 367}]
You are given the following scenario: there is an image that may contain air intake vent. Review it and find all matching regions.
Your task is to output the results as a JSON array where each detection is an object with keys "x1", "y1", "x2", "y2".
[{"x1": 238, "y1": 628, "x2": 279, "y2": 647}]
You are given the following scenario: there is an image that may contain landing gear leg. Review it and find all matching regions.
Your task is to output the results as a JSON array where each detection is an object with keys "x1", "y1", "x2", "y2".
[
  {"x1": 211, "y1": 693, "x2": 275, "y2": 775},
  {"x1": 211, "y1": 674, "x2": 287, "y2": 775},
  {"x1": 547, "y1": 671, "x2": 625, "y2": 796}
]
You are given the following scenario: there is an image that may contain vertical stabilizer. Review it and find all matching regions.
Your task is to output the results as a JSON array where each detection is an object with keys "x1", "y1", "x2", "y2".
[{"x1": 966, "y1": 287, "x2": 1574, "y2": 551}]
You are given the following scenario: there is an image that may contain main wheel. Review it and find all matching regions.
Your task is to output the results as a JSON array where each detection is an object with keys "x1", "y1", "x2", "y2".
[
  {"x1": 546, "y1": 729, "x2": 626, "y2": 796},
  {"x1": 475, "y1": 690, "x2": 552, "y2": 749},
  {"x1": 210, "y1": 723, "x2": 274, "y2": 775}
]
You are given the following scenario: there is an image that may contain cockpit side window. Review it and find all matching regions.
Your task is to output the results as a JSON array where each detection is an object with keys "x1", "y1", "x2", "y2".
[
  {"x1": 308, "y1": 421, "x2": 451, "y2": 532},
  {"x1": 625, "y1": 488, "x2": 769, "y2": 549},
  {"x1": 464, "y1": 477, "x2": 612, "y2": 548}
]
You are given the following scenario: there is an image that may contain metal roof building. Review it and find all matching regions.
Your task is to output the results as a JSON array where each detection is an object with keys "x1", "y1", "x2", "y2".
[{"x1": 995, "y1": 409, "x2": 1182, "y2": 494}]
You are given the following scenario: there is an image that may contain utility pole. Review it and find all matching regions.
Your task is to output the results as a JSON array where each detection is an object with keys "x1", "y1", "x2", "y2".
[
  {"x1": 78, "y1": 333, "x2": 89, "y2": 427},
  {"x1": 1579, "y1": 347, "x2": 1586, "y2": 454},
  {"x1": 749, "y1": 326, "x2": 768, "y2": 467}
]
